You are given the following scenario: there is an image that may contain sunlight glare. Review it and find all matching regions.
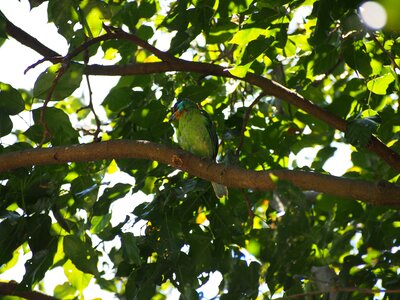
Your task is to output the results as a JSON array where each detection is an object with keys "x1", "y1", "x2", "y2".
[{"x1": 359, "y1": 1, "x2": 387, "y2": 30}]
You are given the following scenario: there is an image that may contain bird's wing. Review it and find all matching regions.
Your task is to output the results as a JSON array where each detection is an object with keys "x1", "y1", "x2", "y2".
[{"x1": 200, "y1": 109, "x2": 219, "y2": 159}]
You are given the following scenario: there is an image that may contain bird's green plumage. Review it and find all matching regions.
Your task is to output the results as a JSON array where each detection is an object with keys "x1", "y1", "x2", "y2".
[
  {"x1": 175, "y1": 103, "x2": 217, "y2": 158},
  {"x1": 171, "y1": 99, "x2": 228, "y2": 198}
]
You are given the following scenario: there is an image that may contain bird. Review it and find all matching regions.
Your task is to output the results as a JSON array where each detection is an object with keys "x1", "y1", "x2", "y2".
[{"x1": 169, "y1": 99, "x2": 228, "y2": 198}]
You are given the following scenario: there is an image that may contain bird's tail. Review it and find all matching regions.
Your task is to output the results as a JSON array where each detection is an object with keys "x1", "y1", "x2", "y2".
[{"x1": 211, "y1": 182, "x2": 228, "y2": 199}]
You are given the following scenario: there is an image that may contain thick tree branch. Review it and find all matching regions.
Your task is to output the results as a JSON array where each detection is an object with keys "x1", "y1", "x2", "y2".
[
  {"x1": 0, "y1": 281, "x2": 58, "y2": 300},
  {"x1": 0, "y1": 140, "x2": 399, "y2": 206},
  {"x1": 4, "y1": 19, "x2": 400, "y2": 172},
  {"x1": 5, "y1": 20, "x2": 61, "y2": 61}
]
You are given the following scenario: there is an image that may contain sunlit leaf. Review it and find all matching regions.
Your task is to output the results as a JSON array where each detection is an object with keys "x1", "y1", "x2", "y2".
[
  {"x1": 227, "y1": 63, "x2": 252, "y2": 78},
  {"x1": 33, "y1": 63, "x2": 83, "y2": 101},
  {"x1": 81, "y1": 0, "x2": 111, "y2": 37},
  {"x1": 63, "y1": 259, "x2": 94, "y2": 292},
  {"x1": 54, "y1": 282, "x2": 78, "y2": 299},
  {"x1": 229, "y1": 28, "x2": 266, "y2": 45},
  {"x1": 367, "y1": 72, "x2": 395, "y2": 95}
]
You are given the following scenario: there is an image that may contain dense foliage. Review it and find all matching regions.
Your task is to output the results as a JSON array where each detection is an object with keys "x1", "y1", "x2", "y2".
[{"x1": 0, "y1": 0, "x2": 400, "y2": 299}]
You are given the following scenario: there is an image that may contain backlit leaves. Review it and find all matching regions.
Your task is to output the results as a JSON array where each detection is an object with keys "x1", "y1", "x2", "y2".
[
  {"x1": 33, "y1": 63, "x2": 83, "y2": 101},
  {"x1": 367, "y1": 72, "x2": 395, "y2": 95},
  {"x1": 0, "y1": 83, "x2": 24, "y2": 137},
  {"x1": 346, "y1": 116, "x2": 380, "y2": 147},
  {"x1": 1, "y1": 0, "x2": 400, "y2": 299},
  {"x1": 63, "y1": 235, "x2": 99, "y2": 275}
]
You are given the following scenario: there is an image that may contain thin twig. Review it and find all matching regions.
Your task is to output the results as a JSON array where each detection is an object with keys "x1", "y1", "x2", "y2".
[
  {"x1": 82, "y1": 32, "x2": 101, "y2": 142},
  {"x1": 236, "y1": 92, "x2": 266, "y2": 157},
  {"x1": 24, "y1": 56, "x2": 63, "y2": 74},
  {"x1": 38, "y1": 64, "x2": 68, "y2": 146},
  {"x1": 63, "y1": 24, "x2": 178, "y2": 64},
  {"x1": 240, "y1": 189, "x2": 255, "y2": 229},
  {"x1": 370, "y1": 32, "x2": 400, "y2": 74},
  {"x1": 84, "y1": 74, "x2": 101, "y2": 142}
]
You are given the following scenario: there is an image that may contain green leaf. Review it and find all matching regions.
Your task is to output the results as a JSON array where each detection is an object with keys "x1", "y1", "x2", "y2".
[
  {"x1": 103, "y1": 88, "x2": 142, "y2": 115},
  {"x1": 0, "y1": 215, "x2": 26, "y2": 265},
  {"x1": 240, "y1": 38, "x2": 271, "y2": 65},
  {"x1": 54, "y1": 282, "x2": 77, "y2": 299},
  {"x1": 136, "y1": 24, "x2": 154, "y2": 40},
  {"x1": 206, "y1": 20, "x2": 236, "y2": 44},
  {"x1": 227, "y1": 63, "x2": 252, "y2": 78},
  {"x1": 343, "y1": 40, "x2": 372, "y2": 78},
  {"x1": 24, "y1": 107, "x2": 79, "y2": 145},
  {"x1": 120, "y1": 232, "x2": 141, "y2": 266},
  {"x1": 229, "y1": 28, "x2": 266, "y2": 45},
  {"x1": 0, "y1": 83, "x2": 25, "y2": 115},
  {"x1": 3, "y1": 0, "x2": 400, "y2": 297},
  {"x1": 93, "y1": 183, "x2": 131, "y2": 215},
  {"x1": 63, "y1": 259, "x2": 93, "y2": 292},
  {"x1": 63, "y1": 235, "x2": 99, "y2": 275},
  {"x1": 311, "y1": 146, "x2": 337, "y2": 170},
  {"x1": 70, "y1": 175, "x2": 98, "y2": 209},
  {"x1": 327, "y1": 95, "x2": 354, "y2": 118},
  {"x1": 126, "y1": 271, "x2": 156, "y2": 300},
  {"x1": 0, "y1": 112, "x2": 12, "y2": 137},
  {"x1": 311, "y1": 44, "x2": 339, "y2": 76},
  {"x1": 345, "y1": 117, "x2": 380, "y2": 147},
  {"x1": 0, "y1": 10, "x2": 7, "y2": 40},
  {"x1": 90, "y1": 214, "x2": 112, "y2": 234},
  {"x1": 138, "y1": 0, "x2": 158, "y2": 19},
  {"x1": 81, "y1": 0, "x2": 111, "y2": 37},
  {"x1": 168, "y1": 31, "x2": 192, "y2": 55},
  {"x1": 367, "y1": 73, "x2": 395, "y2": 95},
  {"x1": 48, "y1": 0, "x2": 78, "y2": 38},
  {"x1": 21, "y1": 246, "x2": 57, "y2": 289},
  {"x1": 33, "y1": 63, "x2": 83, "y2": 101}
]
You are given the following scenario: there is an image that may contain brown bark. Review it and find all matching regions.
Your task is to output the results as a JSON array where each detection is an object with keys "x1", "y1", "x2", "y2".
[
  {"x1": 0, "y1": 281, "x2": 58, "y2": 300},
  {"x1": 0, "y1": 140, "x2": 399, "y2": 206}
]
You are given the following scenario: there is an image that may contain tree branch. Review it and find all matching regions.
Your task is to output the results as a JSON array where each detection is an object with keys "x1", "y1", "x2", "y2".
[
  {"x1": 0, "y1": 281, "x2": 58, "y2": 300},
  {"x1": 276, "y1": 286, "x2": 400, "y2": 299},
  {"x1": 4, "y1": 19, "x2": 400, "y2": 172},
  {"x1": 0, "y1": 140, "x2": 399, "y2": 206},
  {"x1": 85, "y1": 62, "x2": 400, "y2": 172},
  {"x1": 5, "y1": 20, "x2": 61, "y2": 61}
]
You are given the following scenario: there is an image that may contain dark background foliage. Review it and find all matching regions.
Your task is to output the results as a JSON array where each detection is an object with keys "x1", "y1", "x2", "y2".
[{"x1": 0, "y1": 0, "x2": 399, "y2": 299}]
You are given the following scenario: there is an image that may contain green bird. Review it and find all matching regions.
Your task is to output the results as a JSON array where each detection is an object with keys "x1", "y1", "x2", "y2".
[{"x1": 170, "y1": 99, "x2": 228, "y2": 198}]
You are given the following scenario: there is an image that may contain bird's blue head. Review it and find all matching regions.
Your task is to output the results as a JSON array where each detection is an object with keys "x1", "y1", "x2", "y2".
[{"x1": 170, "y1": 99, "x2": 200, "y2": 121}]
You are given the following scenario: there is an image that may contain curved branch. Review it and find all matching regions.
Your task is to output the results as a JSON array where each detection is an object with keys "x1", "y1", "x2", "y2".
[
  {"x1": 0, "y1": 140, "x2": 399, "y2": 206},
  {"x1": 85, "y1": 62, "x2": 400, "y2": 172},
  {"x1": 4, "y1": 19, "x2": 400, "y2": 172}
]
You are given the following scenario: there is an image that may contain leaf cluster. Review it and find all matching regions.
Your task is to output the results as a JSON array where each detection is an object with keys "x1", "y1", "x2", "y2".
[{"x1": 0, "y1": 0, "x2": 400, "y2": 299}]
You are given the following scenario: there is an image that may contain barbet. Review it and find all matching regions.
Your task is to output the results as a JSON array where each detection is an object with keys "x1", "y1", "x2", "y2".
[{"x1": 170, "y1": 99, "x2": 228, "y2": 198}]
